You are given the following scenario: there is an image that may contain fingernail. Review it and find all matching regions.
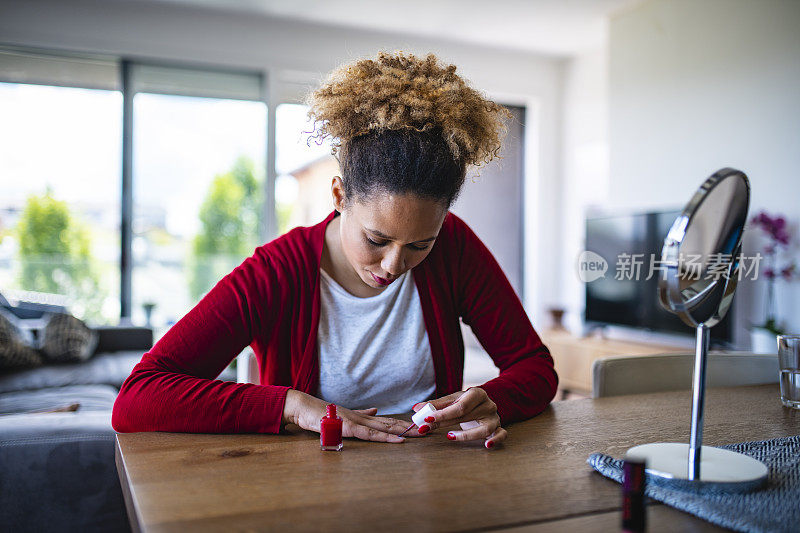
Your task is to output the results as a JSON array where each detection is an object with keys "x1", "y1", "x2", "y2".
[
  {"x1": 394, "y1": 437, "x2": 405, "y2": 442},
  {"x1": 418, "y1": 425, "x2": 430, "y2": 434},
  {"x1": 424, "y1": 416, "x2": 435, "y2": 423},
  {"x1": 411, "y1": 403, "x2": 422, "y2": 411},
  {"x1": 447, "y1": 432, "x2": 456, "y2": 441},
  {"x1": 486, "y1": 440, "x2": 494, "y2": 449}
]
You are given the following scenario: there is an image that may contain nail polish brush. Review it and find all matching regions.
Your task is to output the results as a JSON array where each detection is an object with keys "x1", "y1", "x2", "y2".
[
  {"x1": 398, "y1": 402, "x2": 437, "y2": 437},
  {"x1": 398, "y1": 403, "x2": 479, "y2": 437}
]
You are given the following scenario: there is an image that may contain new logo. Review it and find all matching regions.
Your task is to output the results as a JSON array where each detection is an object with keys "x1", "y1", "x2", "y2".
[{"x1": 577, "y1": 251, "x2": 608, "y2": 283}]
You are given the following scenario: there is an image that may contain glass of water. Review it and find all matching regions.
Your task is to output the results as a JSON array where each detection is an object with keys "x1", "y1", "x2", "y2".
[{"x1": 777, "y1": 335, "x2": 800, "y2": 409}]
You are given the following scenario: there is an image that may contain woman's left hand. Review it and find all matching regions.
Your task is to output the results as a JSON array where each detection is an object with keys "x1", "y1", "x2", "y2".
[{"x1": 412, "y1": 387, "x2": 506, "y2": 449}]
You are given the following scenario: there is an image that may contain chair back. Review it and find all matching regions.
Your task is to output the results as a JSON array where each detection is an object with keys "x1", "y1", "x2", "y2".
[{"x1": 592, "y1": 352, "x2": 779, "y2": 398}]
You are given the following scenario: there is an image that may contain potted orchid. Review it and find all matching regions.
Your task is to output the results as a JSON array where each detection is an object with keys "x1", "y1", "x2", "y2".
[{"x1": 749, "y1": 211, "x2": 797, "y2": 352}]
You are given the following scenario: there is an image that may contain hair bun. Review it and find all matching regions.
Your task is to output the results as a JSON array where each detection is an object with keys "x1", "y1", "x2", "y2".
[{"x1": 306, "y1": 51, "x2": 510, "y2": 168}]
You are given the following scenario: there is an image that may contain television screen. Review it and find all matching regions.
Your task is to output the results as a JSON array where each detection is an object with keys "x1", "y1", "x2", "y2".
[{"x1": 584, "y1": 211, "x2": 732, "y2": 345}]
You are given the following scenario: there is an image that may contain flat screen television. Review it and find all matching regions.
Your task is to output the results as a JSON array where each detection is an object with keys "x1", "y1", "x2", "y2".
[{"x1": 584, "y1": 211, "x2": 733, "y2": 346}]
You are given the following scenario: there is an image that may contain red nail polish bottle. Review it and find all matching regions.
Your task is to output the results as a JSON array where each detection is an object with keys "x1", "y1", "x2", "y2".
[
  {"x1": 320, "y1": 404, "x2": 343, "y2": 451},
  {"x1": 622, "y1": 458, "x2": 646, "y2": 532}
]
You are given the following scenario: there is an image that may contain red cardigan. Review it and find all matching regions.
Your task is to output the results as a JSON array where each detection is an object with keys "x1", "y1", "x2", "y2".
[{"x1": 112, "y1": 211, "x2": 558, "y2": 434}]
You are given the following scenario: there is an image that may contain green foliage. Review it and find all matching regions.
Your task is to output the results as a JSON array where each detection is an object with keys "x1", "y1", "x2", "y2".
[
  {"x1": 276, "y1": 202, "x2": 294, "y2": 236},
  {"x1": 189, "y1": 156, "x2": 264, "y2": 299},
  {"x1": 760, "y1": 318, "x2": 785, "y2": 336},
  {"x1": 0, "y1": 226, "x2": 12, "y2": 244},
  {"x1": 15, "y1": 191, "x2": 105, "y2": 322}
]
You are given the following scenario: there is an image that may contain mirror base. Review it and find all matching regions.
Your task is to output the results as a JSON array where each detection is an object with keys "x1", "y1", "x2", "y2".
[{"x1": 626, "y1": 442, "x2": 768, "y2": 492}]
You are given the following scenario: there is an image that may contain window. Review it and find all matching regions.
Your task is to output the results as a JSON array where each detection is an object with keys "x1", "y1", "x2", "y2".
[
  {"x1": 0, "y1": 81, "x2": 122, "y2": 324},
  {"x1": 0, "y1": 49, "x2": 267, "y2": 330},
  {"x1": 132, "y1": 93, "x2": 266, "y2": 330}
]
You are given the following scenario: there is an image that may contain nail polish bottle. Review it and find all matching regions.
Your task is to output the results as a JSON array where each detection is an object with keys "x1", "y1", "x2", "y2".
[
  {"x1": 622, "y1": 458, "x2": 646, "y2": 532},
  {"x1": 320, "y1": 404, "x2": 343, "y2": 451}
]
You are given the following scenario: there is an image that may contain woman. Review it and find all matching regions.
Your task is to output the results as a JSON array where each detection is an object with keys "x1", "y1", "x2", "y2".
[{"x1": 112, "y1": 51, "x2": 558, "y2": 449}]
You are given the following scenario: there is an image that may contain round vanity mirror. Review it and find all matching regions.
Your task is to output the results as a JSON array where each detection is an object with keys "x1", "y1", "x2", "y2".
[
  {"x1": 627, "y1": 168, "x2": 768, "y2": 490},
  {"x1": 659, "y1": 169, "x2": 750, "y2": 328}
]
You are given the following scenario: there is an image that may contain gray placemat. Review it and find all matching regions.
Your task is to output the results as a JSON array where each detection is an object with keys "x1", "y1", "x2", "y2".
[{"x1": 588, "y1": 435, "x2": 800, "y2": 533}]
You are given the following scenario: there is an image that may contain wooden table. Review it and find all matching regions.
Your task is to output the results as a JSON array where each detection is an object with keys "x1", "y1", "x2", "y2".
[{"x1": 116, "y1": 385, "x2": 799, "y2": 532}]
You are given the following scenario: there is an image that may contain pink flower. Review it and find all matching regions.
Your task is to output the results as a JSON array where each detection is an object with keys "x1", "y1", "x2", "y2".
[
  {"x1": 752, "y1": 212, "x2": 772, "y2": 226},
  {"x1": 775, "y1": 228, "x2": 790, "y2": 245},
  {"x1": 751, "y1": 210, "x2": 793, "y2": 246}
]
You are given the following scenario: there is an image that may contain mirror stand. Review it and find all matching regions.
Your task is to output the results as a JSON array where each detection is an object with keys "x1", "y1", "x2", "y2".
[
  {"x1": 626, "y1": 323, "x2": 767, "y2": 490},
  {"x1": 689, "y1": 322, "x2": 709, "y2": 480}
]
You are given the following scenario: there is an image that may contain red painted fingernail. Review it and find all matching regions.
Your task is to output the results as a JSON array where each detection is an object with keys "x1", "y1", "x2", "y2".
[
  {"x1": 418, "y1": 425, "x2": 430, "y2": 434},
  {"x1": 447, "y1": 432, "x2": 456, "y2": 440},
  {"x1": 412, "y1": 403, "x2": 422, "y2": 411},
  {"x1": 486, "y1": 440, "x2": 495, "y2": 449},
  {"x1": 424, "y1": 416, "x2": 435, "y2": 423}
]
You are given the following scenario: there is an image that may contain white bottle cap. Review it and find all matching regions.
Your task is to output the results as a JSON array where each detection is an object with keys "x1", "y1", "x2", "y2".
[{"x1": 412, "y1": 403, "x2": 436, "y2": 427}]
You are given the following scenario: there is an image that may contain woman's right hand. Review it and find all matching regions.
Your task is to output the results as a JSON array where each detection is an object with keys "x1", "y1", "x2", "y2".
[{"x1": 281, "y1": 389, "x2": 413, "y2": 443}]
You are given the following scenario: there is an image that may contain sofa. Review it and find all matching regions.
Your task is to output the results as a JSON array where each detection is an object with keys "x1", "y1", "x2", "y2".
[{"x1": 0, "y1": 301, "x2": 235, "y2": 533}]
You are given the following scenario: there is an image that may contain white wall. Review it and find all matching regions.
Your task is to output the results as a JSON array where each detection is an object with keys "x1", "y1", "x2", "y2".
[
  {"x1": 607, "y1": 0, "x2": 800, "y2": 343},
  {"x1": 0, "y1": 0, "x2": 565, "y2": 325},
  {"x1": 559, "y1": 44, "x2": 610, "y2": 333}
]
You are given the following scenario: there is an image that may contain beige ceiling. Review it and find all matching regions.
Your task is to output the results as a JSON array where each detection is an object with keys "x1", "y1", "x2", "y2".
[{"x1": 146, "y1": 0, "x2": 642, "y2": 56}]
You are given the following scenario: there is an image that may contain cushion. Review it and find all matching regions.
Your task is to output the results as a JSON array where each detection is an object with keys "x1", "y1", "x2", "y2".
[
  {"x1": 0, "y1": 351, "x2": 145, "y2": 394},
  {"x1": 0, "y1": 350, "x2": 237, "y2": 394},
  {"x1": 0, "y1": 308, "x2": 43, "y2": 371},
  {"x1": 39, "y1": 312, "x2": 99, "y2": 364},
  {"x1": 0, "y1": 384, "x2": 119, "y2": 415}
]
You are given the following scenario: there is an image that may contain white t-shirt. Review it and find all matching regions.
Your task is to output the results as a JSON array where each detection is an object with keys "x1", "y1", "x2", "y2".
[{"x1": 317, "y1": 267, "x2": 436, "y2": 415}]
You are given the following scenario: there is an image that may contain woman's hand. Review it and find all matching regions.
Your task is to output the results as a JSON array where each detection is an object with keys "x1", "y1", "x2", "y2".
[
  {"x1": 282, "y1": 389, "x2": 415, "y2": 443},
  {"x1": 413, "y1": 387, "x2": 506, "y2": 449}
]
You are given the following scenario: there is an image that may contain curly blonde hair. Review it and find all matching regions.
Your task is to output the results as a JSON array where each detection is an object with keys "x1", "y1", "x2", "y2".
[{"x1": 306, "y1": 51, "x2": 510, "y2": 169}]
